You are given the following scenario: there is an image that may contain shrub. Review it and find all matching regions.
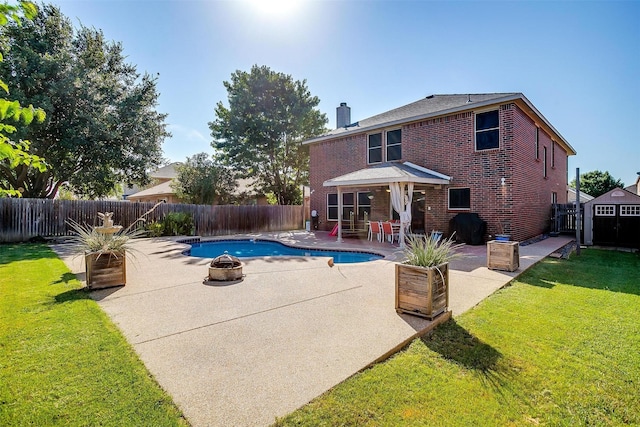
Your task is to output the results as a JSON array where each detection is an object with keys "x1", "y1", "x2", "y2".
[
  {"x1": 162, "y1": 212, "x2": 194, "y2": 236},
  {"x1": 145, "y1": 221, "x2": 164, "y2": 237}
]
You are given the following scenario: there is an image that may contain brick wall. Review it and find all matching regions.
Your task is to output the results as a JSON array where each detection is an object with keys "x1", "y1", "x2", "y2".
[{"x1": 309, "y1": 103, "x2": 570, "y2": 242}]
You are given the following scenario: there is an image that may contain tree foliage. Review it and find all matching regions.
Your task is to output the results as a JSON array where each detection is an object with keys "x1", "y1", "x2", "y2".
[
  {"x1": 209, "y1": 65, "x2": 327, "y2": 205},
  {"x1": 570, "y1": 170, "x2": 624, "y2": 198},
  {"x1": 171, "y1": 152, "x2": 237, "y2": 205},
  {"x1": 0, "y1": 4, "x2": 168, "y2": 198},
  {"x1": 0, "y1": 0, "x2": 47, "y2": 197}
]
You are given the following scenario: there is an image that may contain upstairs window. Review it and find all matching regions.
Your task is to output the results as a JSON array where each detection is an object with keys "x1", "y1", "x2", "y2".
[
  {"x1": 475, "y1": 110, "x2": 499, "y2": 150},
  {"x1": 535, "y1": 127, "x2": 540, "y2": 160},
  {"x1": 368, "y1": 133, "x2": 382, "y2": 164},
  {"x1": 543, "y1": 146, "x2": 547, "y2": 178},
  {"x1": 386, "y1": 129, "x2": 402, "y2": 161},
  {"x1": 551, "y1": 141, "x2": 555, "y2": 168}
]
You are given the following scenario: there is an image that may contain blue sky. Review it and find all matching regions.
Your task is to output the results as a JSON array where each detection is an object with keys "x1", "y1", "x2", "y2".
[{"x1": 52, "y1": 0, "x2": 639, "y2": 187}]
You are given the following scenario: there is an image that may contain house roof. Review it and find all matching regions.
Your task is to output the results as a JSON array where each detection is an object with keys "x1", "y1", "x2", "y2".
[
  {"x1": 304, "y1": 93, "x2": 576, "y2": 156},
  {"x1": 323, "y1": 162, "x2": 451, "y2": 187},
  {"x1": 567, "y1": 187, "x2": 594, "y2": 203},
  {"x1": 150, "y1": 162, "x2": 182, "y2": 180},
  {"x1": 127, "y1": 180, "x2": 175, "y2": 200}
]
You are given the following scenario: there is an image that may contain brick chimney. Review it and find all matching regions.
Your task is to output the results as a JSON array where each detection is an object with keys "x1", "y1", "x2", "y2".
[{"x1": 336, "y1": 102, "x2": 351, "y2": 129}]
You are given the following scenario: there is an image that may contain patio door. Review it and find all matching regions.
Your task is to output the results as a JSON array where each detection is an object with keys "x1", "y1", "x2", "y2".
[{"x1": 411, "y1": 192, "x2": 425, "y2": 234}]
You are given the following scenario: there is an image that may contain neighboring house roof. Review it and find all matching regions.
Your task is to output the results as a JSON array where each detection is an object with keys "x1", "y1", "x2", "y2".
[
  {"x1": 323, "y1": 162, "x2": 451, "y2": 187},
  {"x1": 150, "y1": 162, "x2": 182, "y2": 180},
  {"x1": 567, "y1": 187, "x2": 594, "y2": 203},
  {"x1": 127, "y1": 180, "x2": 175, "y2": 200},
  {"x1": 304, "y1": 93, "x2": 576, "y2": 156}
]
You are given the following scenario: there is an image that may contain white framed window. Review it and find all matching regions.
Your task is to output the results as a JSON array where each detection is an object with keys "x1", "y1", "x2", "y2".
[
  {"x1": 543, "y1": 146, "x2": 547, "y2": 178},
  {"x1": 327, "y1": 193, "x2": 339, "y2": 221},
  {"x1": 475, "y1": 110, "x2": 499, "y2": 150},
  {"x1": 535, "y1": 127, "x2": 540, "y2": 160},
  {"x1": 448, "y1": 187, "x2": 471, "y2": 210},
  {"x1": 386, "y1": 129, "x2": 402, "y2": 161},
  {"x1": 357, "y1": 192, "x2": 371, "y2": 220},
  {"x1": 551, "y1": 192, "x2": 557, "y2": 204},
  {"x1": 368, "y1": 130, "x2": 402, "y2": 163},
  {"x1": 368, "y1": 133, "x2": 382, "y2": 164},
  {"x1": 595, "y1": 205, "x2": 615, "y2": 216},
  {"x1": 621, "y1": 205, "x2": 640, "y2": 216},
  {"x1": 551, "y1": 141, "x2": 556, "y2": 168}
]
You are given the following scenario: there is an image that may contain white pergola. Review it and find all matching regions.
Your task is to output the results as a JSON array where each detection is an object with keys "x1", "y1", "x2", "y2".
[{"x1": 323, "y1": 162, "x2": 451, "y2": 248}]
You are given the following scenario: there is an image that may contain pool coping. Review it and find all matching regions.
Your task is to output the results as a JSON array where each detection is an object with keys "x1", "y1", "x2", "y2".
[{"x1": 179, "y1": 236, "x2": 389, "y2": 263}]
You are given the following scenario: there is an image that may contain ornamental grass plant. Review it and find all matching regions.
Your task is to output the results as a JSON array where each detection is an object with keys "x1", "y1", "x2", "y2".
[{"x1": 403, "y1": 233, "x2": 463, "y2": 268}]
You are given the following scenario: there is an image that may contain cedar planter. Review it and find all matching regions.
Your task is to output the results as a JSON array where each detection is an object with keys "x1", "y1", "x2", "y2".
[
  {"x1": 85, "y1": 251, "x2": 126, "y2": 289},
  {"x1": 487, "y1": 240, "x2": 519, "y2": 272},
  {"x1": 395, "y1": 262, "x2": 449, "y2": 319}
]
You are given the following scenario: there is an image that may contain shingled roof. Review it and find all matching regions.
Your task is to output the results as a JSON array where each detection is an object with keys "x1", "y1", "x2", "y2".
[{"x1": 304, "y1": 93, "x2": 576, "y2": 155}]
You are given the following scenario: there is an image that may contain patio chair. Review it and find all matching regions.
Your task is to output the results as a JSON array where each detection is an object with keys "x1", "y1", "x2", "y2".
[
  {"x1": 381, "y1": 221, "x2": 399, "y2": 244},
  {"x1": 368, "y1": 221, "x2": 383, "y2": 242}
]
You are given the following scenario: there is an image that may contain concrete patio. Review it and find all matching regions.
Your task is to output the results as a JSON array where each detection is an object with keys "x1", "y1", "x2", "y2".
[{"x1": 52, "y1": 232, "x2": 573, "y2": 426}]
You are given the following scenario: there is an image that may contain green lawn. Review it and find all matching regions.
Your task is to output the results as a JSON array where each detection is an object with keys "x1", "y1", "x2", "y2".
[
  {"x1": 276, "y1": 249, "x2": 640, "y2": 426},
  {"x1": 0, "y1": 244, "x2": 188, "y2": 426}
]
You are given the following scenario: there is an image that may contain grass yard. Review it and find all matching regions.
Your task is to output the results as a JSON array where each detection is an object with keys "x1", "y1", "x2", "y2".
[
  {"x1": 0, "y1": 244, "x2": 188, "y2": 426},
  {"x1": 276, "y1": 249, "x2": 640, "y2": 426}
]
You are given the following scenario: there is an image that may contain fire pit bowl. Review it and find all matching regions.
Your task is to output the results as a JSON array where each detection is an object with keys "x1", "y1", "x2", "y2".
[{"x1": 208, "y1": 251, "x2": 243, "y2": 282}]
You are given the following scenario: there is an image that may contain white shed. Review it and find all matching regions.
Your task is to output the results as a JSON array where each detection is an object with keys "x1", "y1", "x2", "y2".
[{"x1": 584, "y1": 188, "x2": 640, "y2": 249}]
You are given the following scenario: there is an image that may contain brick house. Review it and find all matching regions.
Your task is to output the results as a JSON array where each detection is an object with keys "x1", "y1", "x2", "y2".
[{"x1": 304, "y1": 93, "x2": 576, "y2": 244}]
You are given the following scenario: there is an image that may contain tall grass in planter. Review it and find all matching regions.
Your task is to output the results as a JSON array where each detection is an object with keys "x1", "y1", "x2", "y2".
[{"x1": 396, "y1": 234, "x2": 463, "y2": 319}]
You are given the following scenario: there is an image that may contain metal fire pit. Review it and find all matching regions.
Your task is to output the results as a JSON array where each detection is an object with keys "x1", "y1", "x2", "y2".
[{"x1": 208, "y1": 251, "x2": 243, "y2": 281}]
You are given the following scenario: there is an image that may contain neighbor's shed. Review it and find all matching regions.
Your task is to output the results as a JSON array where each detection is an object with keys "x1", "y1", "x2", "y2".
[{"x1": 584, "y1": 188, "x2": 640, "y2": 249}]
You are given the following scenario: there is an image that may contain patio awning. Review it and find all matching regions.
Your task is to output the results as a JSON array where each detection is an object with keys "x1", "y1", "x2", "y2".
[
  {"x1": 323, "y1": 162, "x2": 451, "y2": 247},
  {"x1": 323, "y1": 161, "x2": 451, "y2": 188}
]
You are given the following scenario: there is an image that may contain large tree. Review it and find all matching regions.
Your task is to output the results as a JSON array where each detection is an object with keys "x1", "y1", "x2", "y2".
[
  {"x1": 570, "y1": 170, "x2": 624, "y2": 198},
  {"x1": 0, "y1": 0, "x2": 46, "y2": 197},
  {"x1": 171, "y1": 152, "x2": 237, "y2": 205},
  {"x1": 0, "y1": 4, "x2": 168, "y2": 198},
  {"x1": 209, "y1": 65, "x2": 327, "y2": 205}
]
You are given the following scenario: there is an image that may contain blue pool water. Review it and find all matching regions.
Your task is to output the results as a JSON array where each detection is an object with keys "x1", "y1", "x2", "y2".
[{"x1": 186, "y1": 239, "x2": 384, "y2": 264}]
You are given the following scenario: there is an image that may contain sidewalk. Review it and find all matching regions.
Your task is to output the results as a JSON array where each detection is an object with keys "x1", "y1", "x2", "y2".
[{"x1": 53, "y1": 233, "x2": 573, "y2": 426}]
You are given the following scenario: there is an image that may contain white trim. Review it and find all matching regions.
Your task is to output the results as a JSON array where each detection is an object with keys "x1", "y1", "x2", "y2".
[
  {"x1": 448, "y1": 187, "x2": 471, "y2": 210},
  {"x1": 367, "y1": 132, "x2": 383, "y2": 165},
  {"x1": 621, "y1": 205, "x2": 640, "y2": 216},
  {"x1": 474, "y1": 109, "x2": 500, "y2": 151},
  {"x1": 385, "y1": 128, "x2": 402, "y2": 161},
  {"x1": 403, "y1": 162, "x2": 452, "y2": 181},
  {"x1": 595, "y1": 205, "x2": 615, "y2": 216}
]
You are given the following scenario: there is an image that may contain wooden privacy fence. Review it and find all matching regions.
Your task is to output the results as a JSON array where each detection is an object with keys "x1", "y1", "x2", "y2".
[{"x1": 0, "y1": 198, "x2": 304, "y2": 243}]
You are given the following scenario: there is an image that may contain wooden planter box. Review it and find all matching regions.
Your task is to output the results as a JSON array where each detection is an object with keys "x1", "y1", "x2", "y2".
[
  {"x1": 395, "y1": 262, "x2": 449, "y2": 319},
  {"x1": 85, "y1": 251, "x2": 126, "y2": 289},
  {"x1": 487, "y1": 240, "x2": 519, "y2": 272}
]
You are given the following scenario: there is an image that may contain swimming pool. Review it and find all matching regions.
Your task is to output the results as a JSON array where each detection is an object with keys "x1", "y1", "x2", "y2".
[{"x1": 186, "y1": 239, "x2": 384, "y2": 264}]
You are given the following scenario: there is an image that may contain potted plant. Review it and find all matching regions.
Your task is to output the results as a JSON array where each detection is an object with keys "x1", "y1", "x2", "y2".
[
  {"x1": 67, "y1": 202, "x2": 163, "y2": 290},
  {"x1": 395, "y1": 233, "x2": 462, "y2": 319}
]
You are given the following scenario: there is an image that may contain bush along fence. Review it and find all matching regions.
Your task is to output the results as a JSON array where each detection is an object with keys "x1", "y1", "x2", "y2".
[{"x1": 0, "y1": 198, "x2": 304, "y2": 243}]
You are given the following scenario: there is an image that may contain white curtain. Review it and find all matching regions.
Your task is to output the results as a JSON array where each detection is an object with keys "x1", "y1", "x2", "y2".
[{"x1": 389, "y1": 182, "x2": 413, "y2": 248}]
